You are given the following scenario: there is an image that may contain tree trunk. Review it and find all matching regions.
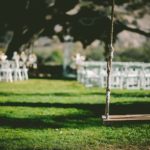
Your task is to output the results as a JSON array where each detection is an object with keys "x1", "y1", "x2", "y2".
[{"x1": 6, "y1": 30, "x2": 22, "y2": 59}]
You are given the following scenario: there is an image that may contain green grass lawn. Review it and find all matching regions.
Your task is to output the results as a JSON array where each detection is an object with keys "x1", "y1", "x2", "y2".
[{"x1": 0, "y1": 79, "x2": 150, "y2": 150}]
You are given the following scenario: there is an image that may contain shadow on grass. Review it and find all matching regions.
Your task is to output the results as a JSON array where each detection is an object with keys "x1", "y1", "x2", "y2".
[
  {"x1": 0, "y1": 91, "x2": 150, "y2": 98},
  {"x1": 0, "y1": 102, "x2": 150, "y2": 129},
  {"x1": 0, "y1": 113, "x2": 100, "y2": 129},
  {"x1": 0, "y1": 92, "x2": 79, "y2": 97},
  {"x1": 84, "y1": 91, "x2": 150, "y2": 98},
  {"x1": 0, "y1": 101, "x2": 150, "y2": 114}
]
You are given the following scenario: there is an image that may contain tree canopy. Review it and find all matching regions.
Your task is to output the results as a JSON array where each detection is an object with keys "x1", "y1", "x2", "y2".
[{"x1": 0, "y1": 0, "x2": 149, "y2": 58}]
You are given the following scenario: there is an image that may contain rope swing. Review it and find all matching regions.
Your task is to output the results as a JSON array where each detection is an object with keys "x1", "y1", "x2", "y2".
[
  {"x1": 103, "y1": 0, "x2": 150, "y2": 123},
  {"x1": 105, "y1": 0, "x2": 115, "y2": 119}
]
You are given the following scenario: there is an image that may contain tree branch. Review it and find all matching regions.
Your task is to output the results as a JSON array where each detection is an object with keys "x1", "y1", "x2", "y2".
[{"x1": 124, "y1": 25, "x2": 150, "y2": 38}]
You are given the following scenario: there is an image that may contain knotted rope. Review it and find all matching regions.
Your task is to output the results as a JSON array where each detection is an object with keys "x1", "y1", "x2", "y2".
[{"x1": 105, "y1": 0, "x2": 115, "y2": 119}]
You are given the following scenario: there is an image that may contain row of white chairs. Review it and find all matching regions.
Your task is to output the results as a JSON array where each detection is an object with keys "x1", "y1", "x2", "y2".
[
  {"x1": 77, "y1": 61, "x2": 150, "y2": 89},
  {"x1": 0, "y1": 60, "x2": 28, "y2": 82}
]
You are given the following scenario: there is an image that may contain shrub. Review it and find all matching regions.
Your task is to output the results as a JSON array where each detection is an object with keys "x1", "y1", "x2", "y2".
[{"x1": 114, "y1": 42, "x2": 150, "y2": 62}]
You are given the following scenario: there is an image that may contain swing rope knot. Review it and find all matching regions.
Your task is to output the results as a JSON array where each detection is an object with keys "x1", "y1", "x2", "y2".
[
  {"x1": 108, "y1": 44, "x2": 114, "y2": 59},
  {"x1": 105, "y1": 44, "x2": 114, "y2": 60}
]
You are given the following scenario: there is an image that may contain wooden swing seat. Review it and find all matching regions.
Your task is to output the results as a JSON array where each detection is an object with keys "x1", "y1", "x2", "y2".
[{"x1": 102, "y1": 114, "x2": 150, "y2": 123}]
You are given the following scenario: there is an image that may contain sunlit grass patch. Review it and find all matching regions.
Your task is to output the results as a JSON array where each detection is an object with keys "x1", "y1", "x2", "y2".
[{"x1": 0, "y1": 79, "x2": 150, "y2": 150}]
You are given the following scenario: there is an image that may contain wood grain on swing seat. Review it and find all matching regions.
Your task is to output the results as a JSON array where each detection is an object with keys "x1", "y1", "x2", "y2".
[{"x1": 102, "y1": 114, "x2": 150, "y2": 122}]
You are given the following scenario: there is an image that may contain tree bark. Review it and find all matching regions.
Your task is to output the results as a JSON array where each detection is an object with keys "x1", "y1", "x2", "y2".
[{"x1": 6, "y1": 30, "x2": 22, "y2": 59}]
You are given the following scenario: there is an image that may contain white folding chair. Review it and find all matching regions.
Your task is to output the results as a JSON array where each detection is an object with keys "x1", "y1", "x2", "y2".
[
  {"x1": 11, "y1": 61, "x2": 22, "y2": 81},
  {"x1": 143, "y1": 66, "x2": 150, "y2": 89},
  {"x1": 124, "y1": 66, "x2": 141, "y2": 89},
  {"x1": 0, "y1": 61, "x2": 13, "y2": 82}
]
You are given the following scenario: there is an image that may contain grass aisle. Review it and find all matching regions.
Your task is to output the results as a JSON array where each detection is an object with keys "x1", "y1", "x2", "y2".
[{"x1": 0, "y1": 79, "x2": 150, "y2": 150}]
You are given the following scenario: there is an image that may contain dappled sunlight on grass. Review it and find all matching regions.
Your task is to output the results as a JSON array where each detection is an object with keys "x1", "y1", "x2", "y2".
[{"x1": 0, "y1": 79, "x2": 150, "y2": 150}]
